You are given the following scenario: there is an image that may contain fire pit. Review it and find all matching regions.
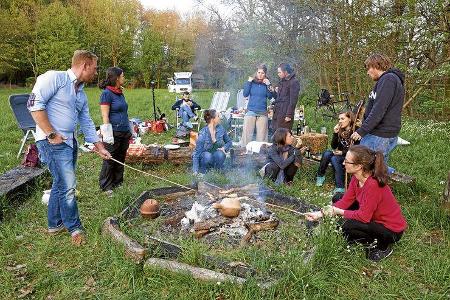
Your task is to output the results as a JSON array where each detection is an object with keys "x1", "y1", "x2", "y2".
[{"x1": 103, "y1": 181, "x2": 318, "y2": 286}]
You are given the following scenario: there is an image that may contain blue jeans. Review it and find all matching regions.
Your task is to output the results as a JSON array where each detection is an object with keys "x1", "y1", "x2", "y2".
[
  {"x1": 199, "y1": 151, "x2": 226, "y2": 174},
  {"x1": 360, "y1": 134, "x2": 397, "y2": 173},
  {"x1": 36, "y1": 139, "x2": 82, "y2": 234},
  {"x1": 179, "y1": 105, "x2": 195, "y2": 125},
  {"x1": 318, "y1": 150, "x2": 345, "y2": 188}
]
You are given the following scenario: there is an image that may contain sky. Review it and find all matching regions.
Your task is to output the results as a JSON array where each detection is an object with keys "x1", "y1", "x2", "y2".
[
  {"x1": 139, "y1": 0, "x2": 202, "y2": 15},
  {"x1": 139, "y1": 0, "x2": 229, "y2": 17}
]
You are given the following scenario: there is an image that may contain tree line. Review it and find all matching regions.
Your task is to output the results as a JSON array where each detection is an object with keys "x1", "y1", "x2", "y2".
[{"x1": 0, "y1": 0, "x2": 448, "y2": 117}]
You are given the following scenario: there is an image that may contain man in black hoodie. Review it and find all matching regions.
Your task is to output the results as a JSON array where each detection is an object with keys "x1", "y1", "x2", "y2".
[{"x1": 351, "y1": 54, "x2": 405, "y2": 173}]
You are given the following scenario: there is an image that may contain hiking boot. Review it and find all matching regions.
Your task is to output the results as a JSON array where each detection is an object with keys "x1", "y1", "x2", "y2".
[
  {"x1": 316, "y1": 176, "x2": 325, "y2": 187},
  {"x1": 71, "y1": 231, "x2": 86, "y2": 246},
  {"x1": 367, "y1": 245, "x2": 393, "y2": 262},
  {"x1": 48, "y1": 224, "x2": 66, "y2": 235}
]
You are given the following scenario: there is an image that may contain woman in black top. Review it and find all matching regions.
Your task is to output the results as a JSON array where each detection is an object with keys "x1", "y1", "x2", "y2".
[
  {"x1": 261, "y1": 128, "x2": 302, "y2": 185},
  {"x1": 316, "y1": 110, "x2": 358, "y2": 193}
]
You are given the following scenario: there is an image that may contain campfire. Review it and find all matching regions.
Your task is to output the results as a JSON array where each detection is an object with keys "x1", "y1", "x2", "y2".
[{"x1": 157, "y1": 183, "x2": 279, "y2": 246}]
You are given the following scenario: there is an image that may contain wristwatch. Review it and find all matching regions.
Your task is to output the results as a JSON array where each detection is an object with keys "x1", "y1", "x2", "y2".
[{"x1": 47, "y1": 132, "x2": 57, "y2": 140}]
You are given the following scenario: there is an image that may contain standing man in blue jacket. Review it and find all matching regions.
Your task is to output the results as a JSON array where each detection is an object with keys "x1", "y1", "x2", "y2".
[
  {"x1": 28, "y1": 50, "x2": 111, "y2": 246},
  {"x1": 351, "y1": 53, "x2": 405, "y2": 173}
]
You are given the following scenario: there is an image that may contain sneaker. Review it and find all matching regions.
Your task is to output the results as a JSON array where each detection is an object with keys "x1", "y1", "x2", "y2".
[
  {"x1": 367, "y1": 245, "x2": 393, "y2": 262},
  {"x1": 71, "y1": 231, "x2": 86, "y2": 246},
  {"x1": 333, "y1": 187, "x2": 345, "y2": 194},
  {"x1": 193, "y1": 115, "x2": 199, "y2": 122},
  {"x1": 316, "y1": 176, "x2": 325, "y2": 187},
  {"x1": 48, "y1": 224, "x2": 66, "y2": 235}
]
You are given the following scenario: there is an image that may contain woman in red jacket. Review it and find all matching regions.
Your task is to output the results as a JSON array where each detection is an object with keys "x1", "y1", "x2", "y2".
[{"x1": 306, "y1": 145, "x2": 407, "y2": 262}]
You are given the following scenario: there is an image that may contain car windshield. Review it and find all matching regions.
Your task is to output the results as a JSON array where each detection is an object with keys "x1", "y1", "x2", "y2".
[{"x1": 176, "y1": 78, "x2": 190, "y2": 85}]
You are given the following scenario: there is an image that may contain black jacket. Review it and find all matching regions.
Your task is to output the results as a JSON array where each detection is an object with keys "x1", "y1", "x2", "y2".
[
  {"x1": 171, "y1": 99, "x2": 201, "y2": 111},
  {"x1": 331, "y1": 130, "x2": 359, "y2": 155},
  {"x1": 272, "y1": 73, "x2": 300, "y2": 129},
  {"x1": 357, "y1": 68, "x2": 405, "y2": 138},
  {"x1": 266, "y1": 144, "x2": 302, "y2": 169}
]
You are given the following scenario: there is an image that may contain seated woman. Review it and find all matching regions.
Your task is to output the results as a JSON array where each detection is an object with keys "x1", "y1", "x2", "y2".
[
  {"x1": 306, "y1": 145, "x2": 407, "y2": 262},
  {"x1": 171, "y1": 91, "x2": 201, "y2": 129},
  {"x1": 192, "y1": 109, "x2": 232, "y2": 174},
  {"x1": 316, "y1": 110, "x2": 358, "y2": 194},
  {"x1": 261, "y1": 128, "x2": 302, "y2": 185},
  {"x1": 241, "y1": 64, "x2": 274, "y2": 146}
]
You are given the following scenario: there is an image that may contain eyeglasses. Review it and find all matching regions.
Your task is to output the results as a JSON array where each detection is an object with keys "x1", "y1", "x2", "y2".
[{"x1": 343, "y1": 159, "x2": 357, "y2": 165}]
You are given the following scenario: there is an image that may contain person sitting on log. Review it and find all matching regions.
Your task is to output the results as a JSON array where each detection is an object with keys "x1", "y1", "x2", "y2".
[
  {"x1": 260, "y1": 128, "x2": 303, "y2": 185},
  {"x1": 316, "y1": 110, "x2": 359, "y2": 194},
  {"x1": 305, "y1": 145, "x2": 407, "y2": 262},
  {"x1": 171, "y1": 91, "x2": 201, "y2": 129},
  {"x1": 192, "y1": 109, "x2": 232, "y2": 175}
]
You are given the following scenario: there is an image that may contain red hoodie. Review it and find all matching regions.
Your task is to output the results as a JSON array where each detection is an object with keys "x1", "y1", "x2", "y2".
[{"x1": 334, "y1": 176, "x2": 407, "y2": 233}]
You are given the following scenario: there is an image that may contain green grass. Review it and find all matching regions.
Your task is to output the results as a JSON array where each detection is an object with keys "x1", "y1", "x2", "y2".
[{"x1": 1, "y1": 87, "x2": 450, "y2": 299}]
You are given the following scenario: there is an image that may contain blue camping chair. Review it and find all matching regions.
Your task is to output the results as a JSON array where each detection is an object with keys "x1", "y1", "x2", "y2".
[{"x1": 9, "y1": 94, "x2": 36, "y2": 158}]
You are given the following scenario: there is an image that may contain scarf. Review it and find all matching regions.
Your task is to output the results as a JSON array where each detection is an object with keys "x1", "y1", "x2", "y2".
[{"x1": 106, "y1": 86, "x2": 123, "y2": 95}]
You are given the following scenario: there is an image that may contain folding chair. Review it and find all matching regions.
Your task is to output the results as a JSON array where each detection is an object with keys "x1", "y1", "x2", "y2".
[
  {"x1": 174, "y1": 95, "x2": 200, "y2": 129},
  {"x1": 197, "y1": 92, "x2": 230, "y2": 131},
  {"x1": 9, "y1": 94, "x2": 36, "y2": 158}
]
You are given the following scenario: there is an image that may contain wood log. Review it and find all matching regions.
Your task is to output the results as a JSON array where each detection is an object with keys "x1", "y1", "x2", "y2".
[
  {"x1": 240, "y1": 219, "x2": 279, "y2": 245},
  {"x1": 145, "y1": 258, "x2": 247, "y2": 284},
  {"x1": 443, "y1": 171, "x2": 450, "y2": 203},
  {"x1": 102, "y1": 217, "x2": 147, "y2": 262},
  {"x1": 125, "y1": 146, "x2": 267, "y2": 168}
]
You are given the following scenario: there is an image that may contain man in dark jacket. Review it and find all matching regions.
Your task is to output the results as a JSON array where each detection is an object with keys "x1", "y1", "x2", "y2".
[
  {"x1": 351, "y1": 53, "x2": 405, "y2": 173},
  {"x1": 271, "y1": 63, "x2": 300, "y2": 131}
]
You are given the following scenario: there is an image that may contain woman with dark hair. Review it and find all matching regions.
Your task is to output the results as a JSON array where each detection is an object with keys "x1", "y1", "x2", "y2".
[
  {"x1": 192, "y1": 109, "x2": 232, "y2": 174},
  {"x1": 305, "y1": 145, "x2": 407, "y2": 262},
  {"x1": 261, "y1": 128, "x2": 302, "y2": 184},
  {"x1": 241, "y1": 64, "x2": 274, "y2": 146},
  {"x1": 316, "y1": 110, "x2": 358, "y2": 194},
  {"x1": 98, "y1": 67, "x2": 131, "y2": 195}
]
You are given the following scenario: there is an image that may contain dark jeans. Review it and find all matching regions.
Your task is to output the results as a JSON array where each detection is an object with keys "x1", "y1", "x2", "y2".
[
  {"x1": 317, "y1": 150, "x2": 345, "y2": 188},
  {"x1": 265, "y1": 162, "x2": 298, "y2": 182},
  {"x1": 99, "y1": 131, "x2": 131, "y2": 191},
  {"x1": 341, "y1": 219, "x2": 403, "y2": 250},
  {"x1": 333, "y1": 194, "x2": 403, "y2": 250}
]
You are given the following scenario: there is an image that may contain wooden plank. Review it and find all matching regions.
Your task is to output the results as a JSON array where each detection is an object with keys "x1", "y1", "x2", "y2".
[{"x1": 0, "y1": 166, "x2": 47, "y2": 198}]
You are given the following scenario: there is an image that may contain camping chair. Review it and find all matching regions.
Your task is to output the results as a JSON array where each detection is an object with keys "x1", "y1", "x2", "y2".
[
  {"x1": 174, "y1": 95, "x2": 200, "y2": 129},
  {"x1": 197, "y1": 92, "x2": 230, "y2": 131},
  {"x1": 9, "y1": 94, "x2": 36, "y2": 158},
  {"x1": 229, "y1": 89, "x2": 247, "y2": 141}
]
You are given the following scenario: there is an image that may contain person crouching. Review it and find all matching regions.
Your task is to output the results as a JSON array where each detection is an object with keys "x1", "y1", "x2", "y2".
[
  {"x1": 305, "y1": 145, "x2": 407, "y2": 262},
  {"x1": 261, "y1": 128, "x2": 302, "y2": 185}
]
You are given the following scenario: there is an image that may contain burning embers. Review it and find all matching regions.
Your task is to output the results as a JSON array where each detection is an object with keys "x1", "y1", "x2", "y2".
[{"x1": 159, "y1": 182, "x2": 279, "y2": 246}]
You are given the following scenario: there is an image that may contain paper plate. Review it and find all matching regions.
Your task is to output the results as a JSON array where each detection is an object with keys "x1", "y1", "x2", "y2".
[{"x1": 164, "y1": 144, "x2": 181, "y2": 150}]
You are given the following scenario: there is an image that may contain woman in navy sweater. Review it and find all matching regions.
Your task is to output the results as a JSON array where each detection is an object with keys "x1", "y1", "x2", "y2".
[
  {"x1": 98, "y1": 67, "x2": 131, "y2": 194},
  {"x1": 241, "y1": 64, "x2": 274, "y2": 146}
]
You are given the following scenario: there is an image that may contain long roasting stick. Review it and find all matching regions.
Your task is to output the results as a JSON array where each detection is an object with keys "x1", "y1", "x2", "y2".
[{"x1": 96, "y1": 151, "x2": 307, "y2": 217}]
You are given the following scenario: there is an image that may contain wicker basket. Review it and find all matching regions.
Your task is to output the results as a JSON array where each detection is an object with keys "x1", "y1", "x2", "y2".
[{"x1": 294, "y1": 133, "x2": 328, "y2": 154}]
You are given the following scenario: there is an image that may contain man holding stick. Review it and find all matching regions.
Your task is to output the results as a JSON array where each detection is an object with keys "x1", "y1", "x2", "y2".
[{"x1": 28, "y1": 50, "x2": 111, "y2": 246}]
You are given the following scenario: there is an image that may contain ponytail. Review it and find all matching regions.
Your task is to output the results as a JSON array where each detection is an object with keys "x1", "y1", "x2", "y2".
[{"x1": 372, "y1": 151, "x2": 388, "y2": 187}]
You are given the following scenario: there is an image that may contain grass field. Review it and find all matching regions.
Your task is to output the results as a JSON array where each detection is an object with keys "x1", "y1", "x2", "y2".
[{"x1": 0, "y1": 87, "x2": 449, "y2": 299}]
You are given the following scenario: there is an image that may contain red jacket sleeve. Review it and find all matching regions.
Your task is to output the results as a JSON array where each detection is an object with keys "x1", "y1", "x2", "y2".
[{"x1": 333, "y1": 176, "x2": 357, "y2": 209}]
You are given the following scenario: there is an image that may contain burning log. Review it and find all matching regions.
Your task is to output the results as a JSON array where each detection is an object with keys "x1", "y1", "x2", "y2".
[
  {"x1": 240, "y1": 219, "x2": 279, "y2": 245},
  {"x1": 192, "y1": 216, "x2": 233, "y2": 238}
]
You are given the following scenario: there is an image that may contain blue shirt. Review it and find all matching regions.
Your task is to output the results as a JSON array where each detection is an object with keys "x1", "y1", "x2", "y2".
[
  {"x1": 192, "y1": 124, "x2": 232, "y2": 173},
  {"x1": 28, "y1": 69, "x2": 99, "y2": 148},
  {"x1": 99, "y1": 88, "x2": 130, "y2": 132},
  {"x1": 243, "y1": 80, "x2": 273, "y2": 113}
]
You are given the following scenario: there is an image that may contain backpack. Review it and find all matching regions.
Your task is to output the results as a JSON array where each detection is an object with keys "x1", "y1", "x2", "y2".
[
  {"x1": 21, "y1": 144, "x2": 40, "y2": 167},
  {"x1": 318, "y1": 89, "x2": 331, "y2": 106}
]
